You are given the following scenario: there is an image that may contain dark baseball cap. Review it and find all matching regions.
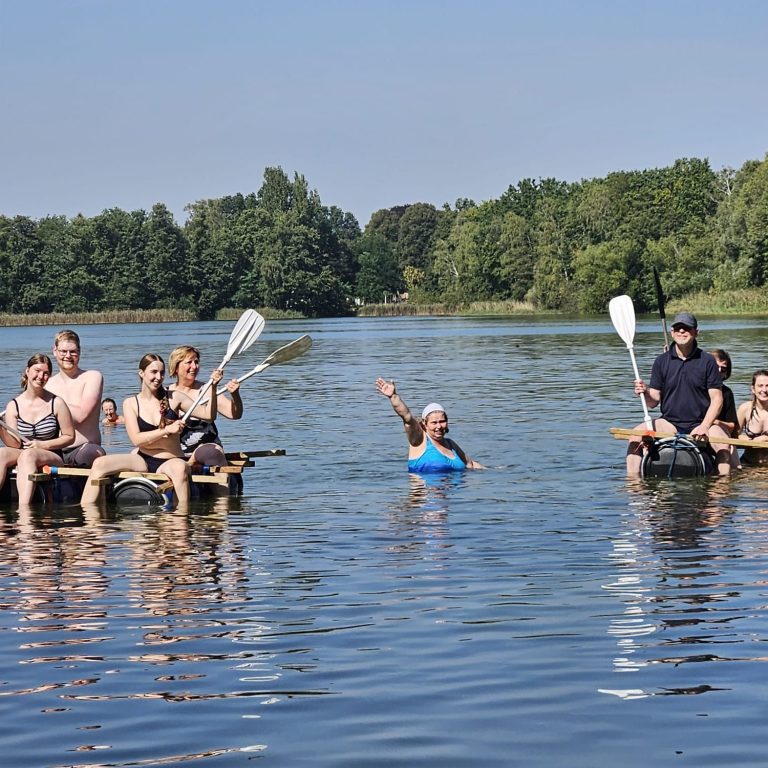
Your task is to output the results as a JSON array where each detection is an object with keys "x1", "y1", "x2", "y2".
[{"x1": 671, "y1": 312, "x2": 698, "y2": 329}]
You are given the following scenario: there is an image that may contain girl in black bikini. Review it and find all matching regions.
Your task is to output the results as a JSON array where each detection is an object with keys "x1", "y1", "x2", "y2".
[
  {"x1": 0, "y1": 354, "x2": 75, "y2": 505},
  {"x1": 81, "y1": 353, "x2": 222, "y2": 507},
  {"x1": 737, "y1": 369, "x2": 768, "y2": 466}
]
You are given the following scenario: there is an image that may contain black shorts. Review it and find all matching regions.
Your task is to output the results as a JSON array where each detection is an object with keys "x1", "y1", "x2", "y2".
[{"x1": 62, "y1": 443, "x2": 106, "y2": 467}]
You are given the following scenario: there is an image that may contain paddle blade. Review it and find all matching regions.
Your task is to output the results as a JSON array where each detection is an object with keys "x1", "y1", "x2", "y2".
[
  {"x1": 239, "y1": 311, "x2": 266, "y2": 353},
  {"x1": 220, "y1": 309, "x2": 266, "y2": 367},
  {"x1": 608, "y1": 295, "x2": 636, "y2": 349},
  {"x1": 227, "y1": 334, "x2": 313, "y2": 390},
  {"x1": 652, "y1": 267, "x2": 665, "y2": 320},
  {"x1": 261, "y1": 334, "x2": 312, "y2": 368}
]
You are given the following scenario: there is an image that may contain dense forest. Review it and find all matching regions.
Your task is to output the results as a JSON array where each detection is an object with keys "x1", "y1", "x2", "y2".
[{"x1": 1, "y1": 155, "x2": 767, "y2": 318}]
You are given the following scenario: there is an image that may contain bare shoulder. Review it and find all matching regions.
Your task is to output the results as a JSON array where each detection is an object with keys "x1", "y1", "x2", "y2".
[{"x1": 78, "y1": 369, "x2": 104, "y2": 387}]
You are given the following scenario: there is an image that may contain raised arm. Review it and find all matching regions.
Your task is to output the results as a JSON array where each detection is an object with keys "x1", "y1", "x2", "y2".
[{"x1": 375, "y1": 378, "x2": 423, "y2": 447}]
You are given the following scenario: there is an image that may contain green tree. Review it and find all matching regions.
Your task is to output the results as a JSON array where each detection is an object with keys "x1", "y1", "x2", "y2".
[
  {"x1": 354, "y1": 231, "x2": 401, "y2": 303},
  {"x1": 572, "y1": 239, "x2": 642, "y2": 312}
]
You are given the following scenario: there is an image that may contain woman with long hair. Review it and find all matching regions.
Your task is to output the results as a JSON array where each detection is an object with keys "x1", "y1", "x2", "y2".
[
  {"x1": 0, "y1": 354, "x2": 75, "y2": 505},
  {"x1": 81, "y1": 353, "x2": 221, "y2": 507},
  {"x1": 737, "y1": 369, "x2": 768, "y2": 466}
]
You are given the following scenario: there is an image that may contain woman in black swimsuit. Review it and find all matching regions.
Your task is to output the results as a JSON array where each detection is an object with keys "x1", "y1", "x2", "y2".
[
  {"x1": 81, "y1": 353, "x2": 222, "y2": 507},
  {"x1": 737, "y1": 369, "x2": 768, "y2": 465},
  {"x1": 0, "y1": 353, "x2": 75, "y2": 505}
]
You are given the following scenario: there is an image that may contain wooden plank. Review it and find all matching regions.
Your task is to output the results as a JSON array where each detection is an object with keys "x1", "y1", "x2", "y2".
[
  {"x1": 30, "y1": 468, "x2": 234, "y2": 485},
  {"x1": 189, "y1": 465, "x2": 244, "y2": 474},
  {"x1": 224, "y1": 449, "x2": 285, "y2": 459},
  {"x1": 610, "y1": 427, "x2": 768, "y2": 450}
]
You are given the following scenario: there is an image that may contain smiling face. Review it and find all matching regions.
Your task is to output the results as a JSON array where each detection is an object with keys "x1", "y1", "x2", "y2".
[
  {"x1": 177, "y1": 353, "x2": 200, "y2": 384},
  {"x1": 422, "y1": 411, "x2": 449, "y2": 441},
  {"x1": 25, "y1": 362, "x2": 51, "y2": 391},
  {"x1": 53, "y1": 340, "x2": 81, "y2": 371},
  {"x1": 102, "y1": 400, "x2": 117, "y2": 420},
  {"x1": 139, "y1": 360, "x2": 166, "y2": 392},
  {"x1": 752, "y1": 375, "x2": 768, "y2": 402},
  {"x1": 671, "y1": 323, "x2": 698, "y2": 350}
]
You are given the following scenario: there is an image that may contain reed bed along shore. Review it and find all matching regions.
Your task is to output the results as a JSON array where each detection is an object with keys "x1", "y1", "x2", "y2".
[
  {"x1": 666, "y1": 288, "x2": 768, "y2": 315},
  {"x1": 2, "y1": 289, "x2": 768, "y2": 327},
  {"x1": 356, "y1": 299, "x2": 540, "y2": 317},
  {"x1": 0, "y1": 307, "x2": 304, "y2": 327}
]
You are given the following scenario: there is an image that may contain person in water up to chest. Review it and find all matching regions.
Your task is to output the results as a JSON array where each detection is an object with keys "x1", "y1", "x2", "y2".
[{"x1": 375, "y1": 377, "x2": 484, "y2": 472}]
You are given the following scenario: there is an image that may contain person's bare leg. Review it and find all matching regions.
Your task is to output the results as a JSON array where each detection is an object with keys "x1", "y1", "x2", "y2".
[{"x1": 81, "y1": 453, "x2": 147, "y2": 505}]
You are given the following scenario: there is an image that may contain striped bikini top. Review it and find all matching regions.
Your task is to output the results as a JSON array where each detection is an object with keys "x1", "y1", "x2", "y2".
[{"x1": 12, "y1": 396, "x2": 60, "y2": 442}]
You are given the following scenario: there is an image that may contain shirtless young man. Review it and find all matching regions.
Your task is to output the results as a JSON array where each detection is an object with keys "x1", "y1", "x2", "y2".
[{"x1": 46, "y1": 330, "x2": 106, "y2": 467}]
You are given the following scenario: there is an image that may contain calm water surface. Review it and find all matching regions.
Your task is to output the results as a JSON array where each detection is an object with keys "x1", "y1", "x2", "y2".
[{"x1": 2, "y1": 315, "x2": 768, "y2": 766}]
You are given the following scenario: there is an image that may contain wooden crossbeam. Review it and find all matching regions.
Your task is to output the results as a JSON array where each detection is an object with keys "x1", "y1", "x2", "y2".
[
  {"x1": 610, "y1": 427, "x2": 768, "y2": 449},
  {"x1": 29, "y1": 468, "x2": 236, "y2": 487},
  {"x1": 224, "y1": 449, "x2": 286, "y2": 459}
]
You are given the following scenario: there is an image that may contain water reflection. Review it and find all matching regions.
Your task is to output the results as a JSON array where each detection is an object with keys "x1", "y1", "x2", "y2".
[
  {"x1": 0, "y1": 501, "x2": 284, "y2": 762},
  {"x1": 384, "y1": 473, "x2": 465, "y2": 560},
  {"x1": 600, "y1": 477, "x2": 755, "y2": 700}
]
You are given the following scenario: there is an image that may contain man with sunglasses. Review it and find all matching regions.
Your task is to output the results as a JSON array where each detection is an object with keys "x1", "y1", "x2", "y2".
[
  {"x1": 47, "y1": 329, "x2": 106, "y2": 468},
  {"x1": 626, "y1": 312, "x2": 731, "y2": 476}
]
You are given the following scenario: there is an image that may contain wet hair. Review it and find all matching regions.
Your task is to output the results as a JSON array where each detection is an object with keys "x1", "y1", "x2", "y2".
[
  {"x1": 54, "y1": 329, "x2": 81, "y2": 351},
  {"x1": 101, "y1": 397, "x2": 117, "y2": 409},
  {"x1": 168, "y1": 345, "x2": 200, "y2": 378},
  {"x1": 138, "y1": 353, "x2": 171, "y2": 426},
  {"x1": 21, "y1": 353, "x2": 53, "y2": 389},
  {"x1": 711, "y1": 349, "x2": 732, "y2": 380}
]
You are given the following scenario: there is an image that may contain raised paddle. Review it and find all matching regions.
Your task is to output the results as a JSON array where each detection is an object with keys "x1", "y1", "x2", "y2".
[
  {"x1": 609, "y1": 295, "x2": 653, "y2": 430},
  {"x1": 652, "y1": 266, "x2": 670, "y2": 350},
  {"x1": 181, "y1": 309, "x2": 266, "y2": 424},
  {"x1": 223, "y1": 334, "x2": 312, "y2": 389},
  {"x1": 198, "y1": 335, "x2": 313, "y2": 405}
]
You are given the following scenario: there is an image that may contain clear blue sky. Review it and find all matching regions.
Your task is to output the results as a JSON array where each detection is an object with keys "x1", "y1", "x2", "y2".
[{"x1": 2, "y1": 0, "x2": 767, "y2": 227}]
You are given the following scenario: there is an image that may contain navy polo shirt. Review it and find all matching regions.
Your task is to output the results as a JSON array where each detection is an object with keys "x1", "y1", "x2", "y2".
[{"x1": 649, "y1": 343, "x2": 722, "y2": 433}]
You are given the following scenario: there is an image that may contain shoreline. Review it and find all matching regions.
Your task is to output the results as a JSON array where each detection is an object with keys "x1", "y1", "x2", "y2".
[{"x1": 4, "y1": 292, "x2": 768, "y2": 327}]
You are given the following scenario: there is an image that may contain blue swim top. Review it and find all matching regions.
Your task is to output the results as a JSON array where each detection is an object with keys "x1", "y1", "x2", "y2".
[{"x1": 408, "y1": 435, "x2": 467, "y2": 473}]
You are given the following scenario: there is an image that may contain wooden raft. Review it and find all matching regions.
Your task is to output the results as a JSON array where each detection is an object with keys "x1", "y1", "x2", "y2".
[
  {"x1": 27, "y1": 449, "x2": 286, "y2": 489},
  {"x1": 610, "y1": 427, "x2": 768, "y2": 450}
]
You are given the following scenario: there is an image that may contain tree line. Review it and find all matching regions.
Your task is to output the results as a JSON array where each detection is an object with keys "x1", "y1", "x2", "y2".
[{"x1": 1, "y1": 156, "x2": 767, "y2": 318}]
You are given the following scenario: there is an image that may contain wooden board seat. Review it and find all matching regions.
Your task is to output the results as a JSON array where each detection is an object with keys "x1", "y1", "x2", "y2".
[{"x1": 610, "y1": 427, "x2": 768, "y2": 449}]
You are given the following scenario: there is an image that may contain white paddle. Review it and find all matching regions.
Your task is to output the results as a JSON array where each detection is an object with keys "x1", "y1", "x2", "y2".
[
  {"x1": 222, "y1": 334, "x2": 312, "y2": 390},
  {"x1": 609, "y1": 295, "x2": 653, "y2": 429},
  {"x1": 198, "y1": 334, "x2": 313, "y2": 405},
  {"x1": 181, "y1": 309, "x2": 266, "y2": 423}
]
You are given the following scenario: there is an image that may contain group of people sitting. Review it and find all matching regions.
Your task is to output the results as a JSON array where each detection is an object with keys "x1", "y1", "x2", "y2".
[
  {"x1": 626, "y1": 311, "x2": 768, "y2": 475},
  {"x1": 0, "y1": 331, "x2": 243, "y2": 508}
]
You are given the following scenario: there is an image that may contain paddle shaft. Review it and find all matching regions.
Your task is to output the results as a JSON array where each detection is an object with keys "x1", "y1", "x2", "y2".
[
  {"x1": 0, "y1": 418, "x2": 27, "y2": 445},
  {"x1": 627, "y1": 343, "x2": 653, "y2": 429},
  {"x1": 653, "y1": 267, "x2": 670, "y2": 349}
]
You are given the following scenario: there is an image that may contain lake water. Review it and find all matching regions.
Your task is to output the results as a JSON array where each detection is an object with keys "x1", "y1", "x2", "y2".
[{"x1": 2, "y1": 314, "x2": 768, "y2": 766}]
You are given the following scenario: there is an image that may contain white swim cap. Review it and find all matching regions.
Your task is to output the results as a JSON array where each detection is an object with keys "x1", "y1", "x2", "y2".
[{"x1": 421, "y1": 402, "x2": 446, "y2": 419}]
